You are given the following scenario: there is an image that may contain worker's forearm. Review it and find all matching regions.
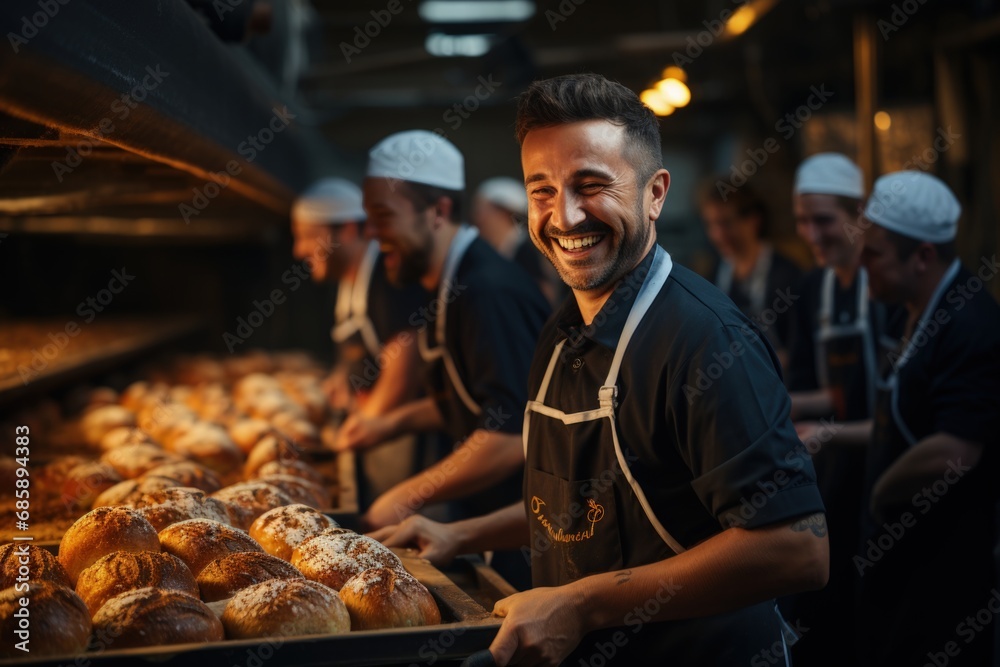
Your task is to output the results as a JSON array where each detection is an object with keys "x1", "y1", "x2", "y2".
[
  {"x1": 358, "y1": 333, "x2": 422, "y2": 418},
  {"x1": 385, "y1": 396, "x2": 445, "y2": 435},
  {"x1": 392, "y1": 431, "x2": 524, "y2": 508},
  {"x1": 790, "y1": 389, "x2": 833, "y2": 420},
  {"x1": 830, "y1": 419, "x2": 874, "y2": 447},
  {"x1": 453, "y1": 502, "x2": 529, "y2": 554},
  {"x1": 872, "y1": 433, "x2": 982, "y2": 512},
  {"x1": 569, "y1": 514, "x2": 829, "y2": 633}
]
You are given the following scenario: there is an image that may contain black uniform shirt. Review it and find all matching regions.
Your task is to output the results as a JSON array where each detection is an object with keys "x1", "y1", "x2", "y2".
[
  {"x1": 713, "y1": 249, "x2": 803, "y2": 351},
  {"x1": 426, "y1": 236, "x2": 551, "y2": 443},
  {"x1": 530, "y1": 247, "x2": 824, "y2": 545}
]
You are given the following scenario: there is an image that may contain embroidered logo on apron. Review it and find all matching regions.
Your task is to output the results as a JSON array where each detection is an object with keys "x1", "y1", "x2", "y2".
[{"x1": 530, "y1": 495, "x2": 606, "y2": 543}]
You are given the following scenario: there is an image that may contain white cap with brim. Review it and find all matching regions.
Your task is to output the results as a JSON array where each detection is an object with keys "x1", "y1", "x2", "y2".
[
  {"x1": 794, "y1": 153, "x2": 865, "y2": 199},
  {"x1": 477, "y1": 177, "x2": 528, "y2": 216},
  {"x1": 863, "y1": 171, "x2": 960, "y2": 243},
  {"x1": 292, "y1": 178, "x2": 365, "y2": 225},
  {"x1": 367, "y1": 130, "x2": 465, "y2": 191}
]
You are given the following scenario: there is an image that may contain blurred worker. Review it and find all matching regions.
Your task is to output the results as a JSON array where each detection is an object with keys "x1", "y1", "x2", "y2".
[
  {"x1": 698, "y1": 178, "x2": 802, "y2": 367},
  {"x1": 472, "y1": 176, "x2": 568, "y2": 307},
  {"x1": 858, "y1": 171, "x2": 999, "y2": 666},
  {"x1": 782, "y1": 154, "x2": 903, "y2": 666},
  {"x1": 335, "y1": 131, "x2": 549, "y2": 585},
  {"x1": 291, "y1": 178, "x2": 428, "y2": 505}
]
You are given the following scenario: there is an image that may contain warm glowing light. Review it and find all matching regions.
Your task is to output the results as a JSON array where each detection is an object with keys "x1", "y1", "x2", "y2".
[
  {"x1": 874, "y1": 111, "x2": 892, "y2": 131},
  {"x1": 641, "y1": 89, "x2": 674, "y2": 116},
  {"x1": 655, "y1": 78, "x2": 691, "y2": 108},
  {"x1": 660, "y1": 66, "x2": 687, "y2": 83},
  {"x1": 726, "y1": 6, "x2": 757, "y2": 36}
]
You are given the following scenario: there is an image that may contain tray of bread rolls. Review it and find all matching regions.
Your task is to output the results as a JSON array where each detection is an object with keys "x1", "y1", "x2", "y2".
[
  {"x1": 0, "y1": 351, "x2": 360, "y2": 546},
  {"x1": 0, "y1": 508, "x2": 503, "y2": 666}
]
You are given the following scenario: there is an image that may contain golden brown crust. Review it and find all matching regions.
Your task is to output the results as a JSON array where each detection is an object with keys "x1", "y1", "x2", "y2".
[
  {"x1": 254, "y1": 474, "x2": 330, "y2": 508},
  {"x1": 158, "y1": 519, "x2": 263, "y2": 577},
  {"x1": 101, "y1": 444, "x2": 183, "y2": 479},
  {"x1": 221, "y1": 578, "x2": 349, "y2": 639},
  {"x1": 249, "y1": 504, "x2": 336, "y2": 561},
  {"x1": 210, "y1": 482, "x2": 292, "y2": 530},
  {"x1": 91, "y1": 475, "x2": 181, "y2": 509},
  {"x1": 76, "y1": 550, "x2": 198, "y2": 617},
  {"x1": 92, "y1": 587, "x2": 223, "y2": 648},
  {"x1": 132, "y1": 487, "x2": 232, "y2": 532},
  {"x1": 142, "y1": 461, "x2": 222, "y2": 494},
  {"x1": 0, "y1": 543, "x2": 72, "y2": 590},
  {"x1": 60, "y1": 462, "x2": 124, "y2": 511},
  {"x1": 251, "y1": 459, "x2": 326, "y2": 486},
  {"x1": 340, "y1": 567, "x2": 441, "y2": 630},
  {"x1": 196, "y1": 551, "x2": 303, "y2": 602},
  {"x1": 228, "y1": 419, "x2": 278, "y2": 454},
  {"x1": 99, "y1": 426, "x2": 158, "y2": 452},
  {"x1": 291, "y1": 529, "x2": 403, "y2": 591},
  {"x1": 0, "y1": 582, "x2": 91, "y2": 658},
  {"x1": 243, "y1": 435, "x2": 303, "y2": 479},
  {"x1": 58, "y1": 506, "x2": 161, "y2": 585}
]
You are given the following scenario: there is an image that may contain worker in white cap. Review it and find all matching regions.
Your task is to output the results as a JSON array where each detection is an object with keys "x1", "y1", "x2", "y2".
[
  {"x1": 336, "y1": 130, "x2": 550, "y2": 586},
  {"x1": 782, "y1": 153, "x2": 904, "y2": 667},
  {"x1": 856, "y1": 171, "x2": 1000, "y2": 666},
  {"x1": 292, "y1": 177, "x2": 428, "y2": 506},
  {"x1": 473, "y1": 176, "x2": 568, "y2": 307}
]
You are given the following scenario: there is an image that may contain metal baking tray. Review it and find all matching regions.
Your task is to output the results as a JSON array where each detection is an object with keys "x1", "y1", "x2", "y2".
[{"x1": 1, "y1": 550, "x2": 502, "y2": 667}]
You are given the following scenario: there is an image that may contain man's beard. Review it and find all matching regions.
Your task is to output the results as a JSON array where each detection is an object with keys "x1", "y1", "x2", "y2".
[
  {"x1": 391, "y1": 230, "x2": 433, "y2": 286},
  {"x1": 533, "y1": 201, "x2": 651, "y2": 292}
]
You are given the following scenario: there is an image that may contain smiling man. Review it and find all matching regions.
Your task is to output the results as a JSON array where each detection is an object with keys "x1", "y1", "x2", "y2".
[{"x1": 373, "y1": 74, "x2": 829, "y2": 665}]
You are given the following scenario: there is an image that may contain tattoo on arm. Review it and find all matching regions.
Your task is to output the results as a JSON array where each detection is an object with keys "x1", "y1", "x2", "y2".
[
  {"x1": 791, "y1": 514, "x2": 828, "y2": 538},
  {"x1": 614, "y1": 569, "x2": 632, "y2": 586}
]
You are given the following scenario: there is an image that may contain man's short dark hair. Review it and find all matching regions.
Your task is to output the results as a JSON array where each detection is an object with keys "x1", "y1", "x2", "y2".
[
  {"x1": 698, "y1": 177, "x2": 770, "y2": 238},
  {"x1": 398, "y1": 181, "x2": 463, "y2": 223},
  {"x1": 886, "y1": 228, "x2": 955, "y2": 263},
  {"x1": 515, "y1": 73, "x2": 663, "y2": 185}
]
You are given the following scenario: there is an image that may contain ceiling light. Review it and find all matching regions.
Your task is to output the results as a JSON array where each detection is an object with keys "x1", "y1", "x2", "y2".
[
  {"x1": 874, "y1": 111, "x2": 892, "y2": 131},
  {"x1": 655, "y1": 78, "x2": 691, "y2": 108},
  {"x1": 640, "y1": 89, "x2": 674, "y2": 117},
  {"x1": 419, "y1": 1, "x2": 535, "y2": 23},
  {"x1": 425, "y1": 32, "x2": 493, "y2": 57}
]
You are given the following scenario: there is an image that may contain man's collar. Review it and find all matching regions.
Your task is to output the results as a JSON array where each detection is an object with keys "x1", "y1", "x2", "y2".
[{"x1": 555, "y1": 247, "x2": 657, "y2": 351}]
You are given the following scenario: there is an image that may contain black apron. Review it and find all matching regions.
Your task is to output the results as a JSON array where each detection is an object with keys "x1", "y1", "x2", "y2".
[
  {"x1": 524, "y1": 247, "x2": 790, "y2": 665},
  {"x1": 859, "y1": 259, "x2": 993, "y2": 666},
  {"x1": 331, "y1": 239, "x2": 383, "y2": 359}
]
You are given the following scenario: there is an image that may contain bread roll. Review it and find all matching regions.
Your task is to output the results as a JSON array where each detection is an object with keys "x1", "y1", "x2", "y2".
[
  {"x1": 99, "y1": 426, "x2": 158, "y2": 452},
  {"x1": 60, "y1": 462, "x2": 123, "y2": 510},
  {"x1": 133, "y1": 486, "x2": 232, "y2": 532},
  {"x1": 252, "y1": 459, "x2": 326, "y2": 487},
  {"x1": 0, "y1": 582, "x2": 91, "y2": 658},
  {"x1": 211, "y1": 482, "x2": 292, "y2": 530},
  {"x1": 142, "y1": 461, "x2": 222, "y2": 493},
  {"x1": 291, "y1": 529, "x2": 403, "y2": 591},
  {"x1": 158, "y1": 519, "x2": 263, "y2": 576},
  {"x1": 0, "y1": 543, "x2": 72, "y2": 589},
  {"x1": 59, "y1": 506, "x2": 160, "y2": 584},
  {"x1": 229, "y1": 419, "x2": 277, "y2": 454},
  {"x1": 166, "y1": 422, "x2": 244, "y2": 482},
  {"x1": 255, "y1": 474, "x2": 330, "y2": 508},
  {"x1": 271, "y1": 413, "x2": 321, "y2": 449},
  {"x1": 340, "y1": 567, "x2": 441, "y2": 629},
  {"x1": 91, "y1": 475, "x2": 181, "y2": 508},
  {"x1": 81, "y1": 405, "x2": 136, "y2": 446},
  {"x1": 101, "y1": 443, "x2": 183, "y2": 479},
  {"x1": 243, "y1": 435, "x2": 303, "y2": 479},
  {"x1": 222, "y1": 578, "x2": 349, "y2": 639},
  {"x1": 196, "y1": 551, "x2": 302, "y2": 602},
  {"x1": 92, "y1": 587, "x2": 223, "y2": 648},
  {"x1": 76, "y1": 550, "x2": 198, "y2": 616},
  {"x1": 249, "y1": 504, "x2": 336, "y2": 561}
]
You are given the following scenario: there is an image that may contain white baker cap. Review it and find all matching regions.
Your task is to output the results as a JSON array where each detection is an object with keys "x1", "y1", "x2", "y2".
[
  {"x1": 292, "y1": 178, "x2": 365, "y2": 225},
  {"x1": 864, "y1": 171, "x2": 960, "y2": 243},
  {"x1": 367, "y1": 130, "x2": 464, "y2": 190},
  {"x1": 794, "y1": 153, "x2": 865, "y2": 199},
  {"x1": 476, "y1": 177, "x2": 528, "y2": 216}
]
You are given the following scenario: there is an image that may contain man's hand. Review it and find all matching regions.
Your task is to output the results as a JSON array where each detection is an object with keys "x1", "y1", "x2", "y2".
[
  {"x1": 488, "y1": 587, "x2": 587, "y2": 667},
  {"x1": 367, "y1": 515, "x2": 463, "y2": 566},
  {"x1": 332, "y1": 413, "x2": 394, "y2": 452},
  {"x1": 322, "y1": 367, "x2": 354, "y2": 413}
]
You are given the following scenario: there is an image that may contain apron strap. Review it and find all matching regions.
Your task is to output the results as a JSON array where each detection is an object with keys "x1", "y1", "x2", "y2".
[{"x1": 331, "y1": 241, "x2": 383, "y2": 357}]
